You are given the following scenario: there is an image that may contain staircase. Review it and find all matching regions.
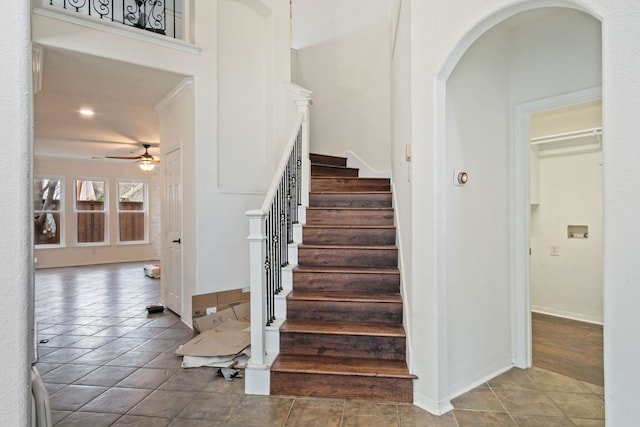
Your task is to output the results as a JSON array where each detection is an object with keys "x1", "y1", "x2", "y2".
[{"x1": 270, "y1": 153, "x2": 416, "y2": 402}]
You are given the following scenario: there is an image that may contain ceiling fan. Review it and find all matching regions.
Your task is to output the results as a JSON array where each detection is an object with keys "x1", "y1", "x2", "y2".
[{"x1": 106, "y1": 144, "x2": 160, "y2": 171}]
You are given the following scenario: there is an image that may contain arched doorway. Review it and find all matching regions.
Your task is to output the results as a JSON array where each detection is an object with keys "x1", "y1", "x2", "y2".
[{"x1": 439, "y1": 5, "x2": 602, "y2": 398}]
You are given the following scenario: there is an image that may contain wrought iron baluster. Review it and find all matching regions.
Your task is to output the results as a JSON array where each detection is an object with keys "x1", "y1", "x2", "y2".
[{"x1": 258, "y1": 124, "x2": 304, "y2": 327}]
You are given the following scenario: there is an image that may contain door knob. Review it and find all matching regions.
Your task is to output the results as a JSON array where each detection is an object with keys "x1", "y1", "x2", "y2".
[{"x1": 172, "y1": 238, "x2": 181, "y2": 244}]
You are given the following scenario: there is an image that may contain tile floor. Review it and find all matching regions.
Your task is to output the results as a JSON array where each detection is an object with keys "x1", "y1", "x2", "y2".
[{"x1": 35, "y1": 263, "x2": 605, "y2": 426}]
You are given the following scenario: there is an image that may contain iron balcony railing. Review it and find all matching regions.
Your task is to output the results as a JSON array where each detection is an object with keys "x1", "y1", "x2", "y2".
[{"x1": 46, "y1": 0, "x2": 182, "y2": 39}]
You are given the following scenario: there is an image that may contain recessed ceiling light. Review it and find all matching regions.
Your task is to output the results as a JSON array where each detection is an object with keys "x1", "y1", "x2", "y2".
[{"x1": 79, "y1": 108, "x2": 95, "y2": 117}]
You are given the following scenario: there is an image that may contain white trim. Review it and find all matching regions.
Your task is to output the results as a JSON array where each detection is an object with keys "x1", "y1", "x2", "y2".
[
  {"x1": 434, "y1": 77, "x2": 450, "y2": 401},
  {"x1": 531, "y1": 307, "x2": 603, "y2": 325},
  {"x1": 33, "y1": 6, "x2": 201, "y2": 54},
  {"x1": 343, "y1": 150, "x2": 391, "y2": 178},
  {"x1": 446, "y1": 362, "x2": 513, "y2": 403},
  {"x1": 412, "y1": 392, "x2": 454, "y2": 416},
  {"x1": 155, "y1": 78, "x2": 194, "y2": 112}
]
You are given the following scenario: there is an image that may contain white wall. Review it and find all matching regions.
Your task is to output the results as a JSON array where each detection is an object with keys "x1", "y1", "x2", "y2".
[
  {"x1": 508, "y1": 10, "x2": 602, "y2": 106},
  {"x1": 218, "y1": 0, "x2": 270, "y2": 192},
  {"x1": 394, "y1": 0, "x2": 640, "y2": 423},
  {"x1": 34, "y1": 157, "x2": 159, "y2": 268},
  {"x1": 292, "y1": 0, "x2": 392, "y2": 174},
  {"x1": 530, "y1": 150, "x2": 603, "y2": 323},
  {"x1": 445, "y1": 25, "x2": 513, "y2": 396},
  {"x1": 194, "y1": 0, "x2": 292, "y2": 303},
  {"x1": 0, "y1": 1, "x2": 32, "y2": 424}
]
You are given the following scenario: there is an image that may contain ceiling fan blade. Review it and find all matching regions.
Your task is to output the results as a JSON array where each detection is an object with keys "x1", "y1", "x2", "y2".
[{"x1": 106, "y1": 155, "x2": 142, "y2": 160}]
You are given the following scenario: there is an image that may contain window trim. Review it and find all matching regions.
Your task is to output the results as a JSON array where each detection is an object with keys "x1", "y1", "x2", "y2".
[
  {"x1": 117, "y1": 179, "x2": 149, "y2": 244},
  {"x1": 74, "y1": 177, "x2": 109, "y2": 246},
  {"x1": 34, "y1": 175, "x2": 65, "y2": 248}
]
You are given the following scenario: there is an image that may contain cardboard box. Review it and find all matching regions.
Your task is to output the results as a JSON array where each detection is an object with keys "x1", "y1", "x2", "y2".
[
  {"x1": 192, "y1": 302, "x2": 250, "y2": 335},
  {"x1": 191, "y1": 288, "x2": 250, "y2": 319},
  {"x1": 176, "y1": 319, "x2": 250, "y2": 357}
]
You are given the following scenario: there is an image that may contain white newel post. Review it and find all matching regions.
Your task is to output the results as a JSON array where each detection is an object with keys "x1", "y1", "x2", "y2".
[
  {"x1": 297, "y1": 98, "x2": 311, "y2": 208},
  {"x1": 246, "y1": 210, "x2": 267, "y2": 367}
]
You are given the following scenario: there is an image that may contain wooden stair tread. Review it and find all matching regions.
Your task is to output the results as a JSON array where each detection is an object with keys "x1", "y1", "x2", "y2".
[
  {"x1": 299, "y1": 244, "x2": 396, "y2": 250},
  {"x1": 310, "y1": 153, "x2": 347, "y2": 165},
  {"x1": 272, "y1": 354, "x2": 417, "y2": 379},
  {"x1": 282, "y1": 320, "x2": 406, "y2": 337},
  {"x1": 307, "y1": 206, "x2": 393, "y2": 211},
  {"x1": 310, "y1": 190, "x2": 392, "y2": 195},
  {"x1": 311, "y1": 163, "x2": 357, "y2": 170},
  {"x1": 294, "y1": 266, "x2": 400, "y2": 275},
  {"x1": 288, "y1": 291, "x2": 402, "y2": 303},
  {"x1": 312, "y1": 176, "x2": 389, "y2": 181},
  {"x1": 304, "y1": 225, "x2": 395, "y2": 230}
]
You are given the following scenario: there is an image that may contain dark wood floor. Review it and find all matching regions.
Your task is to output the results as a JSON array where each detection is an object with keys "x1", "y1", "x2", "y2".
[{"x1": 532, "y1": 312, "x2": 604, "y2": 386}]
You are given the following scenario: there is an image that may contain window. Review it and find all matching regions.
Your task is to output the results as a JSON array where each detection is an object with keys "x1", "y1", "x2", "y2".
[
  {"x1": 118, "y1": 181, "x2": 147, "y2": 242},
  {"x1": 34, "y1": 177, "x2": 62, "y2": 246},
  {"x1": 75, "y1": 179, "x2": 106, "y2": 244}
]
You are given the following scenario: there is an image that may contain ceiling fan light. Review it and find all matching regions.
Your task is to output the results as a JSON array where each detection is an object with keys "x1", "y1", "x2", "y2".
[{"x1": 139, "y1": 160, "x2": 155, "y2": 172}]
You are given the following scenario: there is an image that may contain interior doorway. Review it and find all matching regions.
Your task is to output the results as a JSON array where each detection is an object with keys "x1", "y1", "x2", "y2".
[
  {"x1": 526, "y1": 97, "x2": 604, "y2": 386},
  {"x1": 528, "y1": 99, "x2": 603, "y2": 324}
]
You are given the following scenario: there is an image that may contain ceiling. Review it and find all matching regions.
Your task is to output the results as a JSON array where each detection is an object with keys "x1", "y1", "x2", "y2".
[{"x1": 34, "y1": 47, "x2": 187, "y2": 161}]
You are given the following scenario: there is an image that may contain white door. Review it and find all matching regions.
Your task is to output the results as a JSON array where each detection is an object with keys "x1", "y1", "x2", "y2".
[{"x1": 164, "y1": 147, "x2": 182, "y2": 314}]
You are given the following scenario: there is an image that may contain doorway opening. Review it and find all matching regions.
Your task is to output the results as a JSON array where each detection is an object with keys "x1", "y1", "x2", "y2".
[{"x1": 525, "y1": 96, "x2": 604, "y2": 386}]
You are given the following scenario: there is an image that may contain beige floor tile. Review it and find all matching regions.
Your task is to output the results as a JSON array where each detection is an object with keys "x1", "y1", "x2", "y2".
[
  {"x1": 488, "y1": 368, "x2": 537, "y2": 390},
  {"x1": 525, "y1": 367, "x2": 593, "y2": 393},
  {"x1": 581, "y1": 381, "x2": 605, "y2": 396},
  {"x1": 510, "y1": 414, "x2": 576, "y2": 426},
  {"x1": 546, "y1": 391, "x2": 605, "y2": 419},
  {"x1": 451, "y1": 387, "x2": 505, "y2": 412},
  {"x1": 81, "y1": 387, "x2": 151, "y2": 414},
  {"x1": 49, "y1": 384, "x2": 108, "y2": 411},
  {"x1": 342, "y1": 413, "x2": 399, "y2": 427},
  {"x1": 176, "y1": 391, "x2": 244, "y2": 421},
  {"x1": 397, "y1": 405, "x2": 458, "y2": 427},
  {"x1": 227, "y1": 395, "x2": 294, "y2": 426},
  {"x1": 169, "y1": 419, "x2": 227, "y2": 427},
  {"x1": 285, "y1": 397, "x2": 345, "y2": 427},
  {"x1": 571, "y1": 419, "x2": 605, "y2": 427},
  {"x1": 116, "y1": 367, "x2": 177, "y2": 389},
  {"x1": 492, "y1": 389, "x2": 564, "y2": 417},
  {"x1": 127, "y1": 389, "x2": 195, "y2": 418},
  {"x1": 453, "y1": 409, "x2": 516, "y2": 426},
  {"x1": 111, "y1": 415, "x2": 172, "y2": 426},
  {"x1": 74, "y1": 366, "x2": 137, "y2": 387},
  {"x1": 54, "y1": 411, "x2": 120, "y2": 427},
  {"x1": 344, "y1": 399, "x2": 398, "y2": 417},
  {"x1": 158, "y1": 367, "x2": 217, "y2": 391}
]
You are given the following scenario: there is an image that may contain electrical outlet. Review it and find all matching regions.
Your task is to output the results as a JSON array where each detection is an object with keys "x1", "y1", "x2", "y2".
[{"x1": 550, "y1": 244, "x2": 560, "y2": 256}]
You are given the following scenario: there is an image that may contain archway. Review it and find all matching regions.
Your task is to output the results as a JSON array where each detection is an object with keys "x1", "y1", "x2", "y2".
[{"x1": 438, "y1": 5, "x2": 602, "y2": 398}]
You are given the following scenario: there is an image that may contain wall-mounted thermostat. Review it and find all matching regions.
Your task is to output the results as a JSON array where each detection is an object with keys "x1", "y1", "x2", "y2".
[{"x1": 454, "y1": 170, "x2": 468, "y2": 186}]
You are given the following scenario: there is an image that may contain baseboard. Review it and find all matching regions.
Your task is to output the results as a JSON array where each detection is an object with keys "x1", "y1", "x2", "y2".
[
  {"x1": 447, "y1": 361, "x2": 513, "y2": 402},
  {"x1": 412, "y1": 391, "x2": 453, "y2": 416},
  {"x1": 245, "y1": 352, "x2": 278, "y2": 395},
  {"x1": 531, "y1": 306, "x2": 603, "y2": 325},
  {"x1": 343, "y1": 150, "x2": 391, "y2": 178}
]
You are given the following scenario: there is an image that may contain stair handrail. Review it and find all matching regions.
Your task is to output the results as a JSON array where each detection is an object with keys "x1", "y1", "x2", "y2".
[{"x1": 246, "y1": 89, "x2": 311, "y2": 367}]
